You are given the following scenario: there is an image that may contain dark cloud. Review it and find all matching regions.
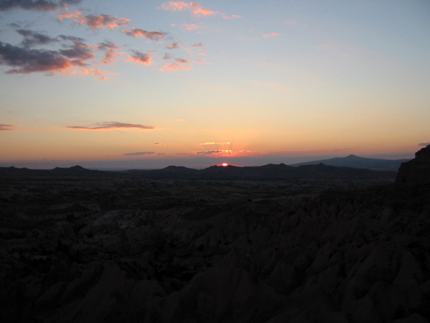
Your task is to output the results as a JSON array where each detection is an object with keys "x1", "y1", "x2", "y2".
[
  {"x1": 0, "y1": 0, "x2": 81, "y2": 11},
  {"x1": 59, "y1": 37, "x2": 95, "y2": 63},
  {"x1": 0, "y1": 124, "x2": 14, "y2": 130},
  {"x1": 0, "y1": 41, "x2": 76, "y2": 74},
  {"x1": 124, "y1": 152, "x2": 155, "y2": 156},
  {"x1": 419, "y1": 142, "x2": 430, "y2": 146},
  {"x1": 8, "y1": 23, "x2": 21, "y2": 28},
  {"x1": 122, "y1": 28, "x2": 167, "y2": 40},
  {"x1": 17, "y1": 29, "x2": 59, "y2": 47},
  {"x1": 196, "y1": 150, "x2": 223, "y2": 155},
  {"x1": 96, "y1": 41, "x2": 117, "y2": 52},
  {"x1": 0, "y1": 31, "x2": 97, "y2": 74},
  {"x1": 66, "y1": 122, "x2": 154, "y2": 130},
  {"x1": 162, "y1": 53, "x2": 172, "y2": 60}
]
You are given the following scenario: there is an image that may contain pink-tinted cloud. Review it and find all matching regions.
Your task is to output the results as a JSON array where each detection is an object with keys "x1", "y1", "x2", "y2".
[
  {"x1": 161, "y1": 2, "x2": 239, "y2": 19},
  {"x1": 58, "y1": 11, "x2": 81, "y2": 20},
  {"x1": 284, "y1": 19, "x2": 298, "y2": 26},
  {"x1": 166, "y1": 42, "x2": 180, "y2": 49},
  {"x1": 122, "y1": 28, "x2": 167, "y2": 40},
  {"x1": 191, "y1": 43, "x2": 203, "y2": 47},
  {"x1": 184, "y1": 23, "x2": 198, "y2": 31},
  {"x1": 200, "y1": 142, "x2": 230, "y2": 146},
  {"x1": 161, "y1": 58, "x2": 192, "y2": 71},
  {"x1": 125, "y1": 50, "x2": 153, "y2": 65},
  {"x1": 80, "y1": 68, "x2": 115, "y2": 80},
  {"x1": 263, "y1": 32, "x2": 280, "y2": 38},
  {"x1": 59, "y1": 12, "x2": 130, "y2": 30},
  {"x1": 161, "y1": 1, "x2": 214, "y2": 16},
  {"x1": 0, "y1": 124, "x2": 14, "y2": 131},
  {"x1": 220, "y1": 14, "x2": 241, "y2": 19},
  {"x1": 95, "y1": 41, "x2": 119, "y2": 64},
  {"x1": 67, "y1": 122, "x2": 154, "y2": 130}
]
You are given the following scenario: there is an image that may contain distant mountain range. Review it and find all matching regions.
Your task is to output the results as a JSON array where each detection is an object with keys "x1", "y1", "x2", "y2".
[
  {"x1": 0, "y1": 162, "x2": 397, "y2": 180},
  {"x1": 291, "y1": 154, "x2": 410, "y2": 172}
]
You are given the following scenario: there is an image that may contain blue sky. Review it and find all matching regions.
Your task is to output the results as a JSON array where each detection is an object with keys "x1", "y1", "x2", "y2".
[{"x1": 0, "y1": 0, "x2": 429, "y2": 169}]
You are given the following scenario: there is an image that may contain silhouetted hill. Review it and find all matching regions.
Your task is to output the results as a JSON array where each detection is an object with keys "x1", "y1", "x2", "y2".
[
  {"x1": 291, "y1": 154, "x2": 410, "y2": 172},
  {"x1": 0, "y1": 163, "x2": 396, "y2": 180},
  {"x1": 195, "y1": 163, "x2": 396, "y2": 180},
  {"x1": 0, "y1": 165, "x2": 114, "y2": 178}
]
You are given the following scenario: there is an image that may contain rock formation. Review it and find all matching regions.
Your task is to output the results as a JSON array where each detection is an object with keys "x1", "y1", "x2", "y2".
[
  {"x1": 1, "y1": 174, "x2": 429, "y2": 322},
  {"x1": 396, "y1": 145, "x2": 430, "y2": 186}
]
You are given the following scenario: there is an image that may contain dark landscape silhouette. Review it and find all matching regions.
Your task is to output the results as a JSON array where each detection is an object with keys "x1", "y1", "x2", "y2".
[{"x1": 1, "y1": 147, "x2": 430, "y2": 323}]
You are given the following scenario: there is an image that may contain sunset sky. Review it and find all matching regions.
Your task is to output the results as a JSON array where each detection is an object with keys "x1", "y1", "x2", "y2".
[{"x1": 1, "y1": 0, "x2": 429, "y2": 169}]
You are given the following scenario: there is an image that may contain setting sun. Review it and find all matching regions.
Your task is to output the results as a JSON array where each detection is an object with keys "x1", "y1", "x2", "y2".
[{"x1": 221, "y1": 163, "x2": 229, "y2": 167}]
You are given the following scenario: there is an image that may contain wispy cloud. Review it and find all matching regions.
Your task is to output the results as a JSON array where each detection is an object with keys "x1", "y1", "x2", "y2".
[
  {"x1": 284, "y1": 19, "x2": 298, "y2": 26},
  {"x1": 125, "y1": 50, "x2": 153, "y2": 65},
  {"x1": 80, "y1": 68, "x2": 115, "y2": 80},
  {"x1": 161, "y1": 1, "x2": 214, "y2": 16},
  {"x1": 263, "y1": 32, "x2": 280, "y2": 38},
  {"x1": 59, "y1": 12, "x2": 130, "y2": 30},
  {"x1": 199, "y1": 142, "x2": 230, "y2": 146},
  {"x1": 0, "y1": 0, "x2": 81, "y2": 11},
  {"x1": 184, "y1": 23, "x2": 198, "y2": 31},
  {"x1": 57, "y1": 10, "x2": 81, "y2": 20},
  {"x1": 166, "y1": 42, "x2": 180, "y2": 49},
  {"x1": 124, "y1": 152, "x2": 155, "y2": 156},
  {"x1": 122, "y1": 28, "x2": 167, "y2": 40},
  {"x1": 95, "y1": 41, "x2": 119, "y2": 65},
  {"x1": 191, "y1": 43, "x2": 203, "y2": 47},
  {"x1": 160, "y1": 1, "x2": 239, "y2": 19},
  {"x1": 17, "y1": 29, "x2": 59, "y2": 47},
  {"x1": 0, "y1": 124, "x2": 14, "y2": 131},
  {"x1": 196, "y1": 149, "x2": 232, "y2": 155},
  {"x1": 419, "y1": 142, "x2": 430, "y2": 146},
  {"x1": 66, "y1": 122, "x2": 154, "y2": 130},
  {"x1": 161, "y1": 58, "x2": 191, "y2": 71}
]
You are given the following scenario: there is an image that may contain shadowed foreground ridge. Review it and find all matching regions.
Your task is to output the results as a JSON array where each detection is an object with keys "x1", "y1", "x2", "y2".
[{"x1": 0, "y1": 158, "x2": 429, "y2": 322}]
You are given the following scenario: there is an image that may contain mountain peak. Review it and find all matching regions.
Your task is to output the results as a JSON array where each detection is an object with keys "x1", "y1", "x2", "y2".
[
  {"x1": 345, "y1": 154, "x2": 359, "y2": 158},
  {"x1": 70, "y1": 165, "x2": 85, "y2": 170}
]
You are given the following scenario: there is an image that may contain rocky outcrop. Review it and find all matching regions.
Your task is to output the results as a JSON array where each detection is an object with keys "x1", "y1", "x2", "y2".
[
  {"x1": 1, "y1": 177, "x2": 430, "y2": 322},
  {"x1": 396, "y1": 145, "x2": 430, "y2": 186}
]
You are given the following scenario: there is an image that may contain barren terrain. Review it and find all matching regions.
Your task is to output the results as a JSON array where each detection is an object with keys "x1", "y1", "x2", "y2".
[{"x1": 0, "y1": 175, "x2": 429, "y2": 322}]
